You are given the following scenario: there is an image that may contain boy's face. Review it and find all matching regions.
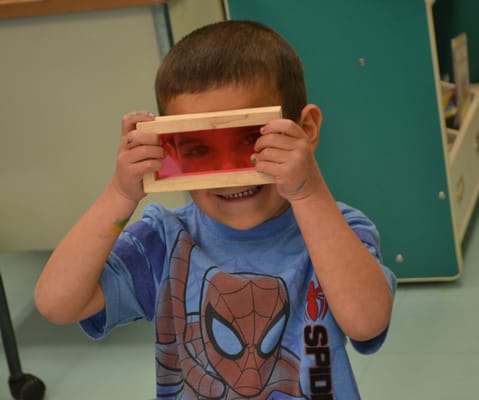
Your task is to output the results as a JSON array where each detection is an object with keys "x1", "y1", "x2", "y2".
[
  {"x1": 164, "y1": 83, "x2": 290, "y2": 230},
  {"x1": 166, "y1": 126, "x2": 261, "y2": 173}
]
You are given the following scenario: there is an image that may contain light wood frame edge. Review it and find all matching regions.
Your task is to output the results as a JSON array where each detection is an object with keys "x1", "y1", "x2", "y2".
[{"x1": 138, "y1": 106, "x2": 282, "y2": 193}]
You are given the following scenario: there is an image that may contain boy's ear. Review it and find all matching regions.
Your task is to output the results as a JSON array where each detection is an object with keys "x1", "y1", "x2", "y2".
[{"x1": 300, "y1": 104, "x2": 322, "y2": 147}]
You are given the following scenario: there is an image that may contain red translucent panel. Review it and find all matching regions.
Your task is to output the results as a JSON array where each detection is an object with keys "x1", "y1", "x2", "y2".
[{"x1": 155, "y1": 126, "x2": 261, "y2": 180}]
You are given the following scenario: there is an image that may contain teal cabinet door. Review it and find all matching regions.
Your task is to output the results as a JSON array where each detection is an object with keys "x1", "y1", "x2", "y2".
[{"x1": 228, "y1": 0, "x2": 460, "y2": 281}]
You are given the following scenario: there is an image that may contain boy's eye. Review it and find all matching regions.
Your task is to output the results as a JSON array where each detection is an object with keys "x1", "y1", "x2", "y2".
[
  {"x1": 181, "y1": 144, "x2": 210, "y2": 158},
  {"x1": 241, "y1": 132, "x2": 261, "y2": 145}
]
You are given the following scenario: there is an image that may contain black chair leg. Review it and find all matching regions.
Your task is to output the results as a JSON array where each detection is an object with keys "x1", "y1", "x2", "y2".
[{"x1": 0, "y1": 273, "x2": 46, "y2": 400}]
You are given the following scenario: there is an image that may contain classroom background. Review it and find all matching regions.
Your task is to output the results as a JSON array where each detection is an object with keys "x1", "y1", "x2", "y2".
[{"x1": 1, "y1": 0, "x2": 479, "y2": 399}]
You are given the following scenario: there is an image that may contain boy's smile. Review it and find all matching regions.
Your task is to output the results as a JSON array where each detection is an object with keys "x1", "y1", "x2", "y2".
[
  {"x1": 164, "y1": 83, "x2": 290, "y2": 230},
  {"x1": 215, "y1": 185, "x2": 262, "y2": 200},
  {"x1": 203, "y1": 182, "x2": 288, "y2": 230}
]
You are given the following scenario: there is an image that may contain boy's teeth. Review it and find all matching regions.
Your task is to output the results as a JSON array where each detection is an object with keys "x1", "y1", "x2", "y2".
[{"x1": 223, "y1": 186, "x2": 260, "y2": 199}]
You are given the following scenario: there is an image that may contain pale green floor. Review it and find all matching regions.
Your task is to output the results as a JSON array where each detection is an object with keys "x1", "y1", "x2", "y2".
[{"x1": 1, "y1": 209, "x2": 479, "y2": 400}]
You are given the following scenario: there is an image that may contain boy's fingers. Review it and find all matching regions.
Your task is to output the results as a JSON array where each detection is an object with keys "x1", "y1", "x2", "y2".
[
  {"x1": 126, "y1": 131, "x2": 163, "y2": 148},
  {"x1": 121, "y1": 111, "x2": 155, "y2": 136},
  {"x1": 254, "y1": 131, "x2": 297, "y2": 153},
  {"x1": 261, "y1": 119, "x2": 303, "y2": 138},
  {"x1": 124, "y1": 144, "x2": 165, "y2": 162}
]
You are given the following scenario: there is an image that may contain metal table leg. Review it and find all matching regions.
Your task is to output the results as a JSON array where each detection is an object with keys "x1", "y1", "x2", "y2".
[{"x1": 0, "y1": 273, "x2": 46, "y2": 400}]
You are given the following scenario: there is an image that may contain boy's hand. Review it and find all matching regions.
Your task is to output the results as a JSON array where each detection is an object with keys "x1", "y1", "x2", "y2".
[
  {"x1": 253, "y1": 118, "x2": 322, "y2": 202},
  {"x1": 111, "y1": 111, "x2": 164, "y2": 202}
]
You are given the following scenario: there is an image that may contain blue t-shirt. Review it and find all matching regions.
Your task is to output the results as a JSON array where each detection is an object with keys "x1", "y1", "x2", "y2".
[{"x1": 81, "y1": 201, "x2": 396, "y2": 399}]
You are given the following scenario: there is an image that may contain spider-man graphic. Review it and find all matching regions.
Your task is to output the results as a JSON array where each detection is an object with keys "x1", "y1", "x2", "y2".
[
  {"x1": 305, "y1": 281, "x2": 328, "y2": 321},
  {"x1": 155, "y1": 230, "x2": 306, "y2": 399}
]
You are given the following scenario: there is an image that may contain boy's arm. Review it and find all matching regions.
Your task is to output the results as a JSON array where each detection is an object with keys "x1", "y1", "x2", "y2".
[
  {"x1": 253, "y1": 105, "x2": 393, "y2": 342},
  {"x1": 290, "y1": 183, "x2": 393, "y2": 342},
  {"x1": 34, "y1": 111, "x2": 163, "y2": 324}
]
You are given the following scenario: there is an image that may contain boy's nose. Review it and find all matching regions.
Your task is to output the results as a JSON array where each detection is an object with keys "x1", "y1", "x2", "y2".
[{"x1": 215, "y1": 153, "x2": 251, "y2": 170}]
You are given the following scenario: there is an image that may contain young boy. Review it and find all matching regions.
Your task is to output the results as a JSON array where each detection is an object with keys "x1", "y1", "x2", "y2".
[{"x1": 35, "y1": 20, "x2": 396, "y2": 399}]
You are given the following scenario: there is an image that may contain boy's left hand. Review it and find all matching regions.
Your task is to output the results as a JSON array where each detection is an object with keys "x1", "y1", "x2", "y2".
[{"x1": 253, "y1": 118, "x2": 322, "y2": 201}]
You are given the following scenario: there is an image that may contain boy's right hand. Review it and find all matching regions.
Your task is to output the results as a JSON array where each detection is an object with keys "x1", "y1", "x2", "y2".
[{"x1": 111, "y1": 111, "x2": 164, "y2": 203}]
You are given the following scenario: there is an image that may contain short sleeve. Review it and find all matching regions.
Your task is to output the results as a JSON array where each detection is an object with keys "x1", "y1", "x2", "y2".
[{"x1": 79, "y1": 220, "x2": 166, "y2": 340}]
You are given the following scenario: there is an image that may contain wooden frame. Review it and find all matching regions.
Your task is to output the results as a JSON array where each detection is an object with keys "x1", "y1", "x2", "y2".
[
  {"x1": 0, "y1": 0, "x2": 166, "y2": 20},
  {"x1": 137, "y1": 106, "x2": 282, "y2": 192}
]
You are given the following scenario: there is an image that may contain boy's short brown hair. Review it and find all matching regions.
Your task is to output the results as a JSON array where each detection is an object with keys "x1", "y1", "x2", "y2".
[{"x1": 155, "y1": 20, "x2": 307, "y2": 122}]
